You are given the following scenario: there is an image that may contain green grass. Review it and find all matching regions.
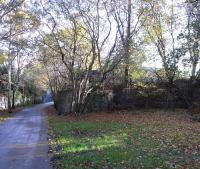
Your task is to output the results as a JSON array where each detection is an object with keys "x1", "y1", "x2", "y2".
[{"x1": 48, "y1": 113, "x2": 200, "y2": 169}]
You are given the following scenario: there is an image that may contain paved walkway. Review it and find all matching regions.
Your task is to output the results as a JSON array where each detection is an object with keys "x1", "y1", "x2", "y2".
[{"x1": 0, "y1": 103, "x2": 52, "y2": 169}]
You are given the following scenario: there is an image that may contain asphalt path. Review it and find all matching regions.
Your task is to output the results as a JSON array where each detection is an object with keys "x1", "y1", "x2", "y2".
[{"x1": 0, "y1": 103, "x2": 52, "y2": 169}]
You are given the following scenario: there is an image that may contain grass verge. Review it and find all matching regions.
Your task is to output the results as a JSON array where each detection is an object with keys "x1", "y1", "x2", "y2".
[{"x1": 46, "y1": 107, "x2": 200, "y2": 169}]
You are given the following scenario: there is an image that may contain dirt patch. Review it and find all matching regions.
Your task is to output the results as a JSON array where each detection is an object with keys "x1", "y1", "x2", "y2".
[
  {"x1": 44, "y1": 106, "x2": 57, "y2": 114},
  {"x1": 0, "y1": 107, "x2": 23, "y2": 114},
  {"x1": 0, "y1": 107, "x2": 23, "y2": 122}
]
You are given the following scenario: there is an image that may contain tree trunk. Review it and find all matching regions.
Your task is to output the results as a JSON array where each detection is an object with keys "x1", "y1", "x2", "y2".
[
  {"x1": 7, "y1": 63, "x2": 12, "y2": 113},
  {"x1": 124, "y1": 0, "x2": 131, "y2": 88},
  {"x1": 12, "y1": 89, "x2": 15, "y2": 109},
  {"x1": 22, "y1": 85, "x2": 25, "y2": 106}
]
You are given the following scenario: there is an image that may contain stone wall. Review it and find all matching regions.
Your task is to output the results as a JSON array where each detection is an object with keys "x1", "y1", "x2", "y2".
[
  {"x1": 86, "y1": 91, "x2": 113, "y2": 112},
  {"x1": 56, "y1": 90, "x2": 72, "y2": 114},
  {"x1": 55, "y1": 88, "x2": 168, "y2": 114},
  {"x1": 55, "y1": 83, "x2": 200, "y2": 114},
  {"x1": 55, "y1": 90, "x2": 113, "y2": 114}
]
